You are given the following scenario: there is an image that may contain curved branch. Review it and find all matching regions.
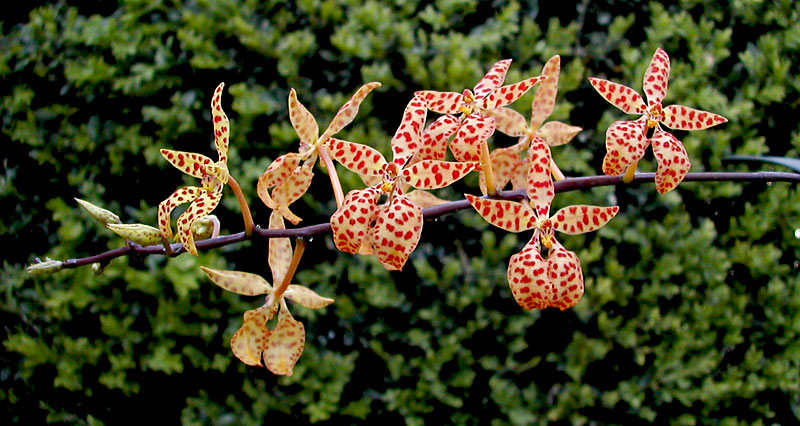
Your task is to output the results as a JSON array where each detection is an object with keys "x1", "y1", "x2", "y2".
[{"x1": 54, "y1": 171, "x2": 800, "y2": 269}]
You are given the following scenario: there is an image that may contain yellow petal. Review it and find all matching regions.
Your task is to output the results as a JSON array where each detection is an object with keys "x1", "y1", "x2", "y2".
[
  {"x1": 284, "y1": 285, "x2": 334, "y2": 309},
  {"x1": 263, "y1": 308, "x2": 305, "y2": 376},
  {"x1": 200, "y1": 266, "x2": 273, "y2": 296},
  {"x1": 230, "y1": 305, "x2": 274, "y2": 366}
]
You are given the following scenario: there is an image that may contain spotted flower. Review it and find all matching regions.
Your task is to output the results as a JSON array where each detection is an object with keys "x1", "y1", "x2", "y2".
[
  {"x1": 328, "y1": 96, "x2": 481, "y2": 270},
  {"x1": 415, "y1": 59, "x2": 546, "y2": 125},
  {"x1": 466, "y1": 146, "x2": 618, "y2": 310},
  {"x1": 589, "y1": 48, "x2": 728, "y2": 193},
  {"x1": 482, "y1": 55, "x2": 582, "y2": 194},
  {"x1": 201, "y1": 212, "x2": 333, "y2": 375},
  {"x1": 258, "y1": 82, "x2": 380, "y2": 223},
  {"x1": 159, "y1": 83, "x2": 230, "y2": 255}
]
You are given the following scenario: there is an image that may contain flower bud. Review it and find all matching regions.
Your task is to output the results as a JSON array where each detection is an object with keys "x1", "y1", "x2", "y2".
[
  {"x1": 75, "y1": 198, "x2": 122, "y2": 226},
  {"x1": 107, "y1": 223, "x2": 162, "y2": 246},
  {"x1": 27, "y1": 257, "x2": 64, "y2": 275}
]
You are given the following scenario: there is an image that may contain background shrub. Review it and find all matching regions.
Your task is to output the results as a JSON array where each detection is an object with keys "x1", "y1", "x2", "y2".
[{"x1": 2, "y1": 1, "x2": 799, "y2": 424}]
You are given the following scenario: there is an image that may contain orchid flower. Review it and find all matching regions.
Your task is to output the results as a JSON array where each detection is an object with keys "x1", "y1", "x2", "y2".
[
  {"x1": 466, "y1": 146, "x2": 618, "y2": 310},
  {"x1": 589, "y1": 48, "x2": 728, "y2": 193},
  {"x1": 328, "y1": 96, "x2": 481, "y2": 270},
  {"x1": 415, "y1": 60, "x2": 546, "y2": 197},
  {"x1": 201, "y1": 211, "x2": 333, "y2": 375},
  {"x1": 481, "y1": 55, "x2": 582, "y2": 194},
  {"x1": 415, "y1": 59, "x2": 546, "y2": 124},
  {"x1": 159, "y1": 83, "x2": 240, "y2": 255},
  {"x1": 258, "y1": 82, "x2": 380, "y2": 223}
]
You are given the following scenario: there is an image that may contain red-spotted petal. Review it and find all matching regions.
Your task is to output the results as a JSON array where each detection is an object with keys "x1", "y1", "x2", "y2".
[
  {"x1": 284, "y1": 285, "x2": 334, "y2": 309},
  {"x1": 473, "y1": 59, "x2": 512, "y2": 98},
  {"x1": 643, "y1": 48, "x2": 671, "y2": 105},
  {"x1": 176, "y1": 186, "x2": 222, "y2": 255},
  {"x1": 465, "y1": 194, "x2": 535, "y2": 233},
  {"x1": 288, "y1": 89, "x2": 320, "y2": 146},
  {"x1": 537, "y1": 121, "x2": 581, "y2": 147},
  {"x1": 200, "y1": 266, "x2": 273, "y2": 296},
  {"x1": 401, "y1": 160, "x2": 480, "y2": 190},
  {"x1": 484, "y1": 143, "x2": 525, "y2": 194},
  {"x1": 651, "y1": 127, "x2": 691, "y2": 193},
  {"x1": 268, "y1": 211, "x2": 293, "y2": 285},
  {"x1": 526, "y1": 138, "x2": 554, "y2": 218},
  {"x1": 419, "y1": 114, "x2": 459, "y2": 161},
  {"x1": 482, "y1": 76, "x2": 547, "y2": 110},
  {"x1": 272, "y1": 164, "x2": 314, "y2": 225},
  {"x1": 547, "y1": 242, "x2": 584, "y2": 310},
  {"x1": 230, "y1": 305, "x2": 274, "y2": 366},
  {"x1": 160, "y1": 149, "x2": 214, "y2": 179},
  {"x1": 372, "y1": 195, "x2": 423, "y2": 271},
  {"x1": 328, "y1": 138, "x2": 386, "y2": 176},
  {"x1": 507, "y1": 234, "x2": 555, "y2": 310},
  {"x1": 330, "y1": 188, "x2": 381, "y2": 254},
  {"x1": 320, "y1": 82, "x2": 381, "y2": 141},
  {"x1": 485, "y1": 107, "x2": 529, "y2": 137},
  {"x1": 211, "y1": 82, "x2": 230, "y2": 162},
  {"x1": 602, "y1": 118, "x2": 648, "y2": 176},
  {"x1": 588, "y1": 78, "x2": 647, "y2": 115},
  {"x1": 530, "y1": 55, "x2": 560, "y2": 130},
  {"x1": 662, "y1": 105, "x2": 728, "y2": 131},
  {"x1": 257, "y1": 152, "x2": 303, "y2": 204},
  {"x1": 263, "y1": 307, "x2": 305, "y2": 376},
  {"x1": 158, "y1": 186, "x2": 203, "y2": 240},
  {"x1": 391, "y1": 96, "x2": 427, "y2": 168},
  {"x1": 414, "y1": 90, "x2": 464, "y2": 115},
  {"x1": 551, "y1": 205, "x2": 619, "y2": 235},
  {"x1": 451, "y1": 113, "x2": 495, "y2": 162}
]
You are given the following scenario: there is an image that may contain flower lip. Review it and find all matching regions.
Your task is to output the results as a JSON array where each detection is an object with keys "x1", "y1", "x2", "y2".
[{"x1": 647, "y1": 102, "x2": 664, "y2": 128}]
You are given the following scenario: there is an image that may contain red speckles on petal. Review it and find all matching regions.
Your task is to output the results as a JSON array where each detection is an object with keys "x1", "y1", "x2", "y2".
[
  {"x1": 483, "y1": 76, "x2": 547, "y2": 110},
  {"x1": 414, "y1": 91, "x2": 464, "y2": 114},
  {"x1": 451, "y1": 114, "x2": 495, "y2": 162},
  {"x1": 551, "y1": 205, "x2": 619, "y2": 235},
  {"x1": 526, "y1": 138, "x2": 554, "y2": 217},
  {"x1": 331, "y1": 188, "x2": 381, "y2": 254},
  {"x1": 466, "y1": 195, "x2": 535, "y2": 233},
  {"x1": 662, "y1": 105, "x2": 727, "y2": 131},
  {"x1": 602, "y1": 118, "x2": 648, "y2": 176},
  {"x1": 547, "y1": 243, "x2": 584, "y2": 310},
  {"x1": 507, "y1": 235, "x2": 553, "y2": 310},
  {"x1": 651, "y1": 127, "x2": 691, "y2": 193},
  {"x1": 328, "y1": 138, "x2": 387, "y2": 176},
  {"x1": 642, "y1": 48, "x2": 671, "y2": 105},
  {"x1": 588, "y1": 78, "x2": 647, "y2": 115},
  {"x1": 391, "y1": 96, "x2": 427, "y2": 168},
  {"x1": 262, "y1": 309, "x2": 305, "y2": 376},
  {"x1": 371, "y1": 195, "x2": 423, "y2": 271},
  {"x1": 473, "y1": 59, "x2": 512, "y2": 98}
]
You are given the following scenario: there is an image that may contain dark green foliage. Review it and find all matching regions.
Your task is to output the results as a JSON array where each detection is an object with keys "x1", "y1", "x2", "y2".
[{"x1": 2, "y1": 0, "x2": 799, "y2": 424}]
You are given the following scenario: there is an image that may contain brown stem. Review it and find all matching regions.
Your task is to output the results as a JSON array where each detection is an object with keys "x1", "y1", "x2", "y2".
[
  {"x1": 53, "y1": 171, "x2": 800, "y2": 269},
  {"x1": 273, "y1": 238, "x2": 306, "y2": 300},
  {"x1": 319, "y1": 145, "x2": 345, "y2": 208},
  {"x1": 227, "y1": 175, "x2": 254, "y2": 236}
]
